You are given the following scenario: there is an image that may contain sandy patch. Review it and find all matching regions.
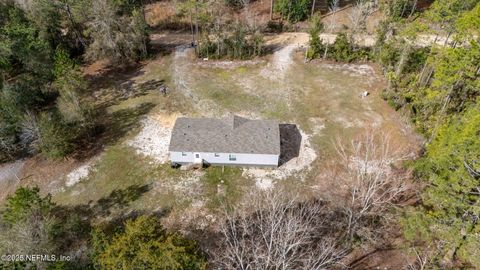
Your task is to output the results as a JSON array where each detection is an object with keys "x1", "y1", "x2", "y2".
[
  {"x1": 126, "y1": 114, "x2": 176, "y2": 164},
  {"x1": 309, "y1": 117, "x2": 326, "y2": 134},
  {"x1": 260, "y1": 45, "x2": 297, "y2": 80},
  {"x1": 163, "y1": 200, "x2": 216, "y2": 232},
  {"x1": 171, "y1": 171, "x2": 203, "y2": 197},
  {"x1": 255, "y1": 178, "x2": 274, "y2": 190},
  {"x1": 244, "y1": 130, "x2": 317, "y2": 187},
  {"x1": 65, "y1": 157, "x2": 100, "y2": 187},
  {"x1": 66, "y1": 163, "x2": 91, "y2": 187},
  {"x1": 323, "y1": 63, "x2": 377, "y2": 77},
  {"x1": 195, "y1": 59, "x2": 265, "y2": 70}
]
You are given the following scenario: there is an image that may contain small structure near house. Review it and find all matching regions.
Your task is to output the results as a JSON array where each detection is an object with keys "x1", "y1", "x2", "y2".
[{"x1": 169, "y1": 115, "x2": 280, "y2": 168}]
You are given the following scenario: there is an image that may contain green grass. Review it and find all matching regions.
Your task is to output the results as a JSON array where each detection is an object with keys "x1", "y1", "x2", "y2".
[
  {"x1": 54, "y1": 146, "x2": 182, "y2": 217},
  {"x1": 200, "y1": 166, "x2": 253, "y2": 210},
  {"x1": 48, "y1": 48, "x2": 415, "y2": 223}
]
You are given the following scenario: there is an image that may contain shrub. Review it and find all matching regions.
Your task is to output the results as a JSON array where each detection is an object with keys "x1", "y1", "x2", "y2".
[
  {"x1": 307, "y1": 15, "x2": 325, "y2": 59},
  {"x1": 37, "y1": 111, "x2": 75, "y2": 159},
  {"x1": 92, "y1": 216, "x2": 206, "y2": 270},
  {"x1": 328, "y1": 33, "x2": 372, "y2": 62},
  {"x1": 274, "y1": 0, "x2": 312, "y2": 23},
  {"x1": 2, "y1": 186, "x2": 54, "y2": 225},
  {"x1": 224, "y1": 0, "x2": 245, "y2": 9},
  {"x1": 198, "y1": 24, "x2": 264, "y2": 59},
  {"x1": 265, "y1": 20, "x2": 284, "y2": 33}
]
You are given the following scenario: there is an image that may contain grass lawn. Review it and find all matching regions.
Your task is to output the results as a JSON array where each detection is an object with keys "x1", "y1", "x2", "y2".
[{"x1": 40, "y1": 43, "x2": 419, "y2": 225}]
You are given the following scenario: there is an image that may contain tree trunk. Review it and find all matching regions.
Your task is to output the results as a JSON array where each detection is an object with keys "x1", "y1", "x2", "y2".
[
  {"x1": 270, "y1": 0, "x2": 274, "y2": 20},
  {"x1": 190, "y1": 11, "x2": 195, "y2": 44},
  {"x1": 63, "y1": 3, "x2": 87, "y2": 48},
  {"x1": 409, "y1": 0, "x2": 418, "y2": 17},
  {"x1": 311, "y1": 0, "x2": 316, "y2": 17},
  {"x1": 194, "y1": 0, "x2": 199, "y2": 53},
  {"x1": 395, "y1": 44, "x2": 410, "y2": 77}
]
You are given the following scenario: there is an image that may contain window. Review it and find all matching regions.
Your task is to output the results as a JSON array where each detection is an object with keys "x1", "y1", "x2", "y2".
[
  {"x1": 181, "y1": 152, "x2": 187, "y2": 156},
  {"x1": 214, "y1": 153, "x2": 220, "y2": 157},
  {"x1": 229, "y1": 154, "x2": 236, "y2": 161},
  {"x1": 195, "y1": 153, "x2": 200, "y2": 158}
]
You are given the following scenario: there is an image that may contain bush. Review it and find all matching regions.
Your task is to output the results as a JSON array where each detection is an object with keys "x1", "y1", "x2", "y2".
[
  {"x1": 2, "y1": 186, "x2": 54, "y2": 225},
  {"x1": 224, "y1": 0, "x2": 245, "y2": 9},
  {"x1": 265, "y1": 20, "x2": 284, "y2": 33},
  {"x1": 307, "y1": 15, "x2": 325, "y2": 59},
  {"x1": 198, "y1": 24, "x2": 264, "y2": 60},
  {"x1": 328, "y1": 33, "x2": 372, "y2": 62},
  {"x1": 37, "y1": 111, "x2": 75, "y2": 159},
  {"x1": 274, "y1": 0, "x2": 312, "y2": 23},
  {"x1": 92, "y1": 216, "x2": 206, "y2": 270}
]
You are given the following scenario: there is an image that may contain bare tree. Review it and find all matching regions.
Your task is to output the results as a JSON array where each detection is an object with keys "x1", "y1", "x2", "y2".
[
  {"x1": 335, "y1": 131, "x2": 412, "y2": 241},
  {"x1": 19, "y1": 111, "x2": 41, "y2": 153},
  {"x1": 407, "y1": 246, "x2": 434, "y2": 270},
  {"x1": 323, "y1": 0, "x2": 340, "y2": 58},
  {"x1": 0, "y1": 209, "x2": 57, "y2": 269},
  {"x1": 212, "y1": 190, "x2": 348, "y2": 270},
  {"x1": 86, "y1": 0, "x2": 148, "y2": 64},
  {"x1": 348, "y1": 0, "x2": 374, "y2": 41},
  {"x1": 241, "y1": 0, "x2": 252, "y2": 29}
]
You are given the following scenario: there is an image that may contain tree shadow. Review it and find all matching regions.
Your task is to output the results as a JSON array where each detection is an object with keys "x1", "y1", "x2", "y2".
[
  {"x1": 94, "y1": 184, "x2": 152, "y2": 216},
  {"x1": 51, "y1": 183, "x2": 156, "y2": 251},
  {"x1": 74, "y1": 102, "x2": 155, "y2": 160},
  {"x1": 279, "y1": 124, "x2": 302, "y2": 166}
]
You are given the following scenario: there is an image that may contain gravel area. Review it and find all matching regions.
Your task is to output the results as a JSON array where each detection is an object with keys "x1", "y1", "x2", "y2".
[
  {"x1": 127, "y1": 116, "x2": 173, "y2": 164},
  {"x1": 65, "y1": 158, "x2": 98, "y2": 187},
  {"x1": 244, "y1": 129, "x2": 318, "y2": 189}
]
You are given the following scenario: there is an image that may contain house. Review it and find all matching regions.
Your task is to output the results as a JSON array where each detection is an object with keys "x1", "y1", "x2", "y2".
[{"x1": 168, "y1": 115, "x2": 280, "y2": 167}]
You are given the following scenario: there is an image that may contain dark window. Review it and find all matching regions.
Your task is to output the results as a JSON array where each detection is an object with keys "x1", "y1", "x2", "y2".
[
  {"x1": 214, "y1": 153, "x2": 220, "y2": 157},
  {"x1": 195, "y1": 154, "x2": 200, "y2": 158},
  {"x1": 181, "y1": 152, "x2": 187, "y2": 156},
  {"x1": 229, "y1": 154, "x2": 236, "y2": 161}
]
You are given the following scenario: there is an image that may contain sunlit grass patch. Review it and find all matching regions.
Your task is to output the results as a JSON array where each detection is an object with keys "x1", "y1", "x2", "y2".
[
  {"x1": 53, "y1": 146, "x2": 182, "y2": 215},
  {"x1": 200, "y1": 166, "x2": 253, "y2": 210}
]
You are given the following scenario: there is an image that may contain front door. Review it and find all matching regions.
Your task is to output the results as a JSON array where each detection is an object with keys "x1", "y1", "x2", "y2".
[{"x1": 194, "y1": 153, "x2": 202, "y2": 164}]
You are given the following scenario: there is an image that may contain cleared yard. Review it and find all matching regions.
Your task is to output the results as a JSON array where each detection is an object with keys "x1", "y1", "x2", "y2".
[{"x1": 0, "y1": 33, "x2": 421, "y2": 230}]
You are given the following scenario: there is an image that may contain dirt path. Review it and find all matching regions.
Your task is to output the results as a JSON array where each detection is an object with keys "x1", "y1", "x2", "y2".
[
  {"x1": 0, "y1": 160, "x2": 25, "y2": 201},
  {"x1": 267, "y1": 31, "x2": 455, "y2": 49}
]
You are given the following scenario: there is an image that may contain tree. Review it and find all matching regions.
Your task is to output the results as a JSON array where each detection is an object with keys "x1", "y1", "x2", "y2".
[
  {"x1": 92, "y1": 216, "x2": 206, "y2": 270},
  {"x1": 403, "y1": 101, "x2": 480, "y2": 268},
  {"x1": 85, "y1": 0, "x2": 148, "y2": 64},
  {"x1": 306, "y1": 15, "x2": 324, "y2": 59},
  {"x1": 37, "y1": 111, "x2": 75, "y2": 159},
  {"x1": 0, "y1": 2, "x2": 54, "y2": 160},
  {"x1": 348, "y1": 0, "x2": 374, "y2": 38},
  {"x1": 212, "y1": 190, "x2": 347, "y2": 269},
  {"x1": 335, "y1": 131, "x2": 412, "y2": 242},
  {"x1": 323, "y1": 0, "x2": 339, "y2": 59},
  {"x1": 2, "y1": 186, "x2": 54, "y2": 225},
  {"x1": 0, "y1": 186, "x2": 57, "y2": 270},
  {"x1": 274, "y1": 0, "x2": 312, "y2": 23},
  {"x1": 53, "y1": 48, "x2": 92, "y2": 125}
]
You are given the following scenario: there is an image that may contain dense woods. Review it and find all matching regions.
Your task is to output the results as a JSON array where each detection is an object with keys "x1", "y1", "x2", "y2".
[
  {"x1": 0, "y1": 0, "x2": 148, "y2": 161},
  {"x1": 0, "y1": 0, "x2": 479, "y2": 269}
]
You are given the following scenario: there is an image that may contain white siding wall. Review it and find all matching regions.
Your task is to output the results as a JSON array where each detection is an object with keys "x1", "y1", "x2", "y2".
[{"x1": 170, "y1": 151, "x2": 279, "y2": 167}]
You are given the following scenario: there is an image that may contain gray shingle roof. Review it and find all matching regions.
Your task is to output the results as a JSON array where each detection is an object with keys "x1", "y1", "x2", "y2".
[{"x1": 169, "y1": 115, "x2": 281, "y2": 155}]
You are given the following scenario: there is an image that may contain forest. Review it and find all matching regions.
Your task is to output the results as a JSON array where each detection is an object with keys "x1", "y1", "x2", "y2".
[{"x1": 0, "y1": 0, "x2": 479, "y2": 269}]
